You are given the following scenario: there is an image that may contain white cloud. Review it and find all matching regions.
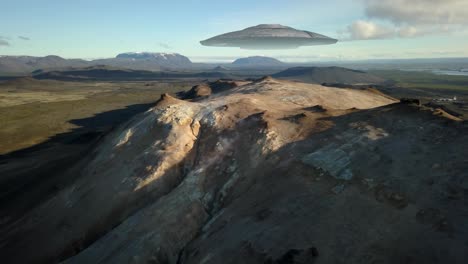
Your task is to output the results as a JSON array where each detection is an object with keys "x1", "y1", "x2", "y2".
[
  {"x1": 343, "y1": 20, "x2": 395, "y2": 40},
  {"x1": 365, "y1": 0, "x2": 468, "y2": 25},
  {"x1": 342, "y1": 0, "x2": 468, "y2": 40},
  {"x1": 397, "y1": 26, "x2": 422, "y2": 38}
]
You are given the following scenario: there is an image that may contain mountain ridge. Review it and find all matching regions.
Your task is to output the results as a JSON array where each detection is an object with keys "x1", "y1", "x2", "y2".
[
  {"x1": 232, "y1": 56, "x2": 284, "y2": 66},
  {"x1": 273, "y1": 66, "x2": 386, "y2": 84},
  {"x1": 0, "y1": 52, "x2": 193, "y2": 74}
]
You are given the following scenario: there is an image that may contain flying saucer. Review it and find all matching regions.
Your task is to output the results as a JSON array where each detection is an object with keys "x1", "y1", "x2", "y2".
[{"x1": 200, "y1": 24, "x2": 338, "y2": 50}]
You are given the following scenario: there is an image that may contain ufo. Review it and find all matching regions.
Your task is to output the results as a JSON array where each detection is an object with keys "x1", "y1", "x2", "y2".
[{"x1": 200, "y1": 24, "x2": 338, "y2": 50}]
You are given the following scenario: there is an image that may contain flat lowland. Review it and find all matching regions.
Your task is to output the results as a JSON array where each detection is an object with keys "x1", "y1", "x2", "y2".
[{"x1": 0, "y1": 77, "x2": 190, "y2": 154}]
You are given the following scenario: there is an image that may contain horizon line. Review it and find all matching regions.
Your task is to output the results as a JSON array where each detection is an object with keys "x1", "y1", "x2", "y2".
[{"x1": 2, "y1": 54, "x2": 468, "y2": 64}]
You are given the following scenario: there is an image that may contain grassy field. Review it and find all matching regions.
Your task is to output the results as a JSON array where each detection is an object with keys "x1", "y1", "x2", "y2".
[
  {"x1": 369, "y1": 70, "x2": 468, "y2": 120},
  {"x1": 0, "y1": 79, "x2": 191, "y2": 154},
  {"x1": 371, "y1": 70, "x2": 468, "y2": 91}
]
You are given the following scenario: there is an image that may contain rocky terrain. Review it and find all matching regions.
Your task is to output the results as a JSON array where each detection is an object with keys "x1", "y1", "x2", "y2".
[
  {"x1": 1, "y1": 78, "x2": 468, "y2": 264},
  {"x1": 177, "y1": 80, "x2": 250, "y2": 99}
]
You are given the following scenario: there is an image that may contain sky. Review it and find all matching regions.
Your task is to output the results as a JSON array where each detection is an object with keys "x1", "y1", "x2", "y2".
[{"x1": 1, "y1": 0, "x2": 468, "y2": 62}]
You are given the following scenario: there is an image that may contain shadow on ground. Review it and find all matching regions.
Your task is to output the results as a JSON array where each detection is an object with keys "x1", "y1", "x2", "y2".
[{"x1": 0, "y1": 102, "x2": 156, "y2": 220}]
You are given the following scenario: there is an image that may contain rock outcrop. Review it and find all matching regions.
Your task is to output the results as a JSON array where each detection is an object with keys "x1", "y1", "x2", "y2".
[{"x1": 177, "y1": 80, "x2": 249, "y2": 99}]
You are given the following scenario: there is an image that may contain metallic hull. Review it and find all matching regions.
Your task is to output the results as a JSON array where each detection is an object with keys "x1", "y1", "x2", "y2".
[{"x1": 201, "y1": 24, "x2": 338, "y2": 50}]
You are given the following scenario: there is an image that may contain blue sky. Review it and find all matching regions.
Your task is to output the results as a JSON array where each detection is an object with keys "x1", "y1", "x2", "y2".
[{"x1": 1, "y1": 0, "x2": 467, "y2": 62}]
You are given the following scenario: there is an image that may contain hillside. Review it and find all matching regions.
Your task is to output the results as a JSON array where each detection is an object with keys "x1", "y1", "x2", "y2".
[
  {"x1": 273, "y1": 66, "x2": 386, "y2": 84},
  {"x1": 0, "y1": 55, "x2": 89, "y2": 75},
  {"x1": 2, "y1": 78, "x2": 468, "y2": 263},
  {"x1": 0, "y1": 53, "x2": 193, "y2": 75},
  {"x1": 93, "y1": 52, "x2": 193, "y2": 70},
  {"x1": 232, "y1": 56, "x2": 284, "y2": 67},
  {"x1": 33, "y1": 66, "x2": 230, "y2": 81}
]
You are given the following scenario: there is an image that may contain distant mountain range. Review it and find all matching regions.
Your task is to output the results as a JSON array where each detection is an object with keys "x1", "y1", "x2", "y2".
[
  {"x1": 0, "y1": 52, "x2": 193, "y2": 74},
  {"x1": 32, "y1": 65, "x2": 231, "y2": 81},
  {"x1": 3, "y1": 52, "x2": 468, "y2": 77},
  {"x1": 0, "y1": 55, "x2": 89, "y2": 75},
  {"x1": 0, "y1": 54, "x2": 289, "y2": 75}
]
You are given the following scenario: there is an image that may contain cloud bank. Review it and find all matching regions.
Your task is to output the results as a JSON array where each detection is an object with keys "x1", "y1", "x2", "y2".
[
  {"x1": 0, "y1": 36, "x2": 10, "y2": 46},
  {"x1": 157, "y1": 42, "x2": 172, "y2": 49},
  {"x1": 18, "y1": 36, "x2": 30, "y2": 40},
  {"x1": 365, "y1": 0, "x2": 468, "y2": 25},
  {"x1": 342, "y1": 0, "x2": 468, "y2": 40}
]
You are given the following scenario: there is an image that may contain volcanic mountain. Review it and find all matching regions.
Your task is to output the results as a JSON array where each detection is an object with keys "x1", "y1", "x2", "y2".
[
  {"x1": 0, "y1": 52, "x2": 194, "y2": 74},
  {"x1": 1, "y1": 78, "x2": 467, "y2": 264},
  {"x1": 92, "y1": 52, "x2": 193, "y2": 70},
  {"x1": 232, "y1": 56, "x2": 285, "y2": 67}
]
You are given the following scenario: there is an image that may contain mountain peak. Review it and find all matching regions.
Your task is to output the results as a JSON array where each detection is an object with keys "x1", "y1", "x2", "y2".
[
  {"x1": 114, "y1": 52, "x2": 192, "y2": 65},
  {"x1": 116, "y1": 52, "x2": 182, "y2": 59}
]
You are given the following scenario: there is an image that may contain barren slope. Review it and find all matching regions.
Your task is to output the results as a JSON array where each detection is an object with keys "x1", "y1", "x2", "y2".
[
  {"x1": 273, "y1": 66, "x2": 385, "y2": 85},
  {"x1": 1, "y1": 78, "x2": 467, "y2": 264}
]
